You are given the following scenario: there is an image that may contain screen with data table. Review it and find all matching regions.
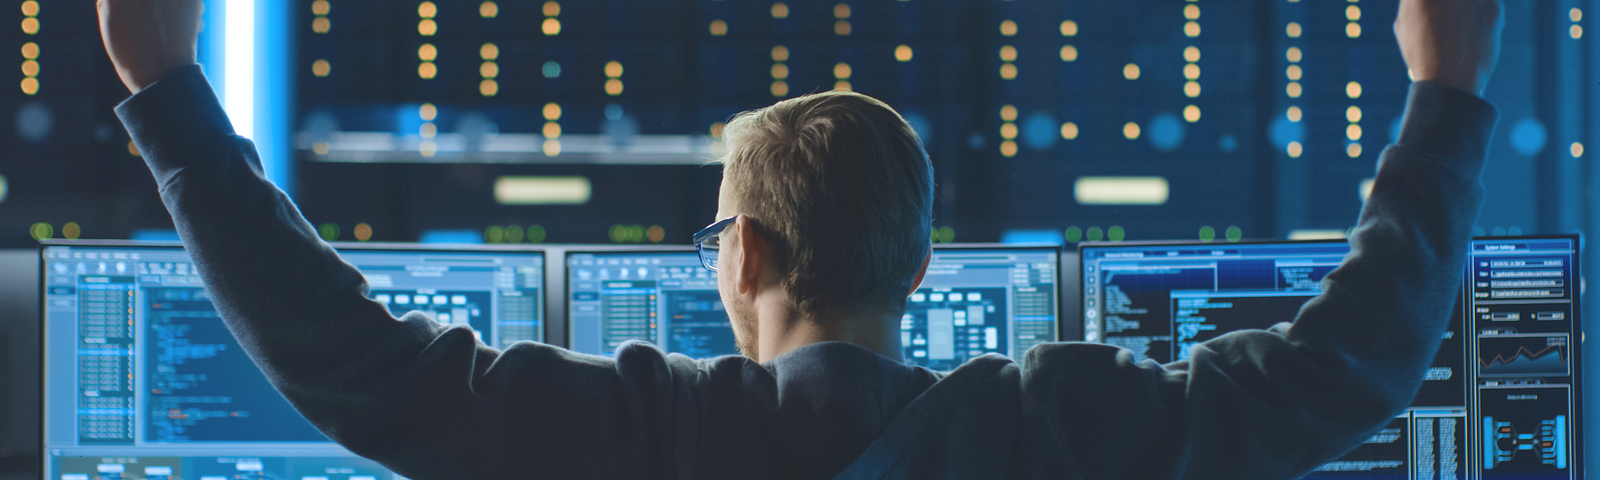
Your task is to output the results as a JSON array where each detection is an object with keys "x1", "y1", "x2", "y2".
[
  {"x1": 1079, "y1": 236, "x2": 1583, "y2": 480},
  {"x1": 40, "y1": 242, "x2": 545, "y2": 480},
  {"x1": 567, "y1": 245, "x2": 1059, "y2": 371}
]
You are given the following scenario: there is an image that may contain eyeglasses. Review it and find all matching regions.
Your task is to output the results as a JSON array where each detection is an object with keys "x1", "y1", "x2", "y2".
[{"x1": 691, "y1": 216, "x2": 738, "y2": 272}]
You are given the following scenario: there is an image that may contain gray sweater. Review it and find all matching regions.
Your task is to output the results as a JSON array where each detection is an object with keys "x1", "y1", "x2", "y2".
[{"x1": 117, "y1": 65, "x2": 1495, "y2": 480}]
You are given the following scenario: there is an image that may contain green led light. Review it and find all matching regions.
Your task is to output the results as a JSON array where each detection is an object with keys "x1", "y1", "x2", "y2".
[
  {"x1": 1107, "y1": 226, "x2": 1125, "y2": 242},
  {"x1": 29, "y1": 222, "x2": 51, "y2": 241},
  {"x1": 484, "y1": 225, "x2": 505, "y2": 243},
  {"x1": 1225, "y1": 226, "x2": 1243, "y2": 242},
  {"x1": 1199, "y1": 226, "x2": 1216, "y2": 242},
  {"x1": 505, "y1": 225, "x2": 525, "y2": 243},
  {"x1": 319, "y1": 223, "x2": 340, "y2": 241},
  {"x1": 528, "y1": 225, "x2": 547, "y2": 243},
  {"x1": 1064, "y1": 226, "x2": 1082, "y2": 243},
  {"x1": 1086, "y1": 227, "x2": 1104, "y2": 242}
]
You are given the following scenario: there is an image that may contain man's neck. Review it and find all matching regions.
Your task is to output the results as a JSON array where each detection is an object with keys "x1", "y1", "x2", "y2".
[{"x1": 754, "y1": 300, "x2": 904, "y2": 363}]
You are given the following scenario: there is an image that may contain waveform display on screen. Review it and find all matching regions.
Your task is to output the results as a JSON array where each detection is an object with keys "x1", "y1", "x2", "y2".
[{"x1": 1477, "y1": 334, "x2": 1569, "y2": 378}]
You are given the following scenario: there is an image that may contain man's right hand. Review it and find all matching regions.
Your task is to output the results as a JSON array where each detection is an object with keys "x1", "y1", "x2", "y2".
[
  {"x1": 98, "y1": 0, "x2": 203, "y2": 94},
  {"x1": 1395, "y1": 0, "x2": 1503, "y2": 95}
]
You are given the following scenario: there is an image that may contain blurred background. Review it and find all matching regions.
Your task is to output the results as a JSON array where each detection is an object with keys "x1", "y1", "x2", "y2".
[{"x1": 1, "y1": 0, "x2": 1597, "y2": 476}]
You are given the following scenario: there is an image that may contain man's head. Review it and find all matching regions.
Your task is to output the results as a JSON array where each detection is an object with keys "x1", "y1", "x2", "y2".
[{"x1": 714, "y1": 91, "x2": 934, "y2": 359}]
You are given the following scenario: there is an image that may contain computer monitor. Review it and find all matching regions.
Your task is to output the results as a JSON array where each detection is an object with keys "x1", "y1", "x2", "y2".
[
  {"x1": 1079, "y1": 236, "x2": 1582, "y2": 480},
  {"x1": 564, "y1": 245, "x2": 1060, "y2": 370},
  {"x1": 40, "y1": 241, "x2": 546, "y2": 480}
]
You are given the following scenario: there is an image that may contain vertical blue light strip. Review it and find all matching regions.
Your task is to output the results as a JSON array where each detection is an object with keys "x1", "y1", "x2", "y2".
[
  {"x1": 222, "y1": 0, "x2": 254, "y2": 142},
  {"x1": 256, "y1": 0, "x2": 293, "y2": 197},
  {"x1": 1483, "y1": 416, "x2": 1496, "y2": 470},
  {"x1": 1555, "y1": 414, "x2": 1567, "y2": 468}
]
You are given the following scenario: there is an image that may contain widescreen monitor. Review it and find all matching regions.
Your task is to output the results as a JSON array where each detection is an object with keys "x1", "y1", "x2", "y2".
[
  {"x1": 565, "y1": 245, "x2": 1060, "y2": 370},
  {"x1": 1079, "y1": 236, "x2": 1582, "y2": 480},
  {"x1": 40, "y1": 241, "x2": 546, "y2": 480}
]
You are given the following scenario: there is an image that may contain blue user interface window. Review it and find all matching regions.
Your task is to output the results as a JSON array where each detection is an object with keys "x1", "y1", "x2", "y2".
[
  {"x1": 566, "y1": 246, "x2": 1059, "y2": 372},
  {"x1": 1079, "y1": 237, "x2": 1582, "y2": 480},
  {"x1": 41, "y1": 242, "x2": 543, "y2": 480}
]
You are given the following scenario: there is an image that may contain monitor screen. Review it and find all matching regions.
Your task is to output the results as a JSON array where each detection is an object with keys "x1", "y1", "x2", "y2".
[
  {"x1": 40, "y1": 242, "x2": 545, "y2": 480},
  {"x1": 1079, "y1": 236, "x2": 1582, "y2": 480},
  {"x1": 565, "y1": 245, "x2": 1059, "y2": 370}
]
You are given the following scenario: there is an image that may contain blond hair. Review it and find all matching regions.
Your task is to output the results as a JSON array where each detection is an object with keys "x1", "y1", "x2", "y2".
[{"x1": 720, "y1": 91, "x2": 934, "y2": 316}]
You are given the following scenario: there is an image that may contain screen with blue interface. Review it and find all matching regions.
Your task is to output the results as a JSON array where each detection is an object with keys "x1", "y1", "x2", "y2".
[
  {"x1": 566, "y1": 246, "x2": 1058, "y2": 369},
  {"x1": 41, "y1": 242, "x2": 544, "y2": 480},
  {"x1": 1080, "y1": 237, "x2": 1582, "y2": 480}
]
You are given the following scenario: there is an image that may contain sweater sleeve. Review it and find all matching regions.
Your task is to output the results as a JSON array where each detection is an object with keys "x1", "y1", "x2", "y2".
[
  {"x1": 116, "y1": 65, "x2": 681, "y2": 479},
  {"x1": 1016, "y1": 81, "x2": 1496, "y2": 480}
]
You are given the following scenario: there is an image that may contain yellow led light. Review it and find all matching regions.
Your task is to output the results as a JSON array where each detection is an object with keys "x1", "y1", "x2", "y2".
[
  {"x1": 1184, "y1": 81, "x2": 1201, "y2": 97},
  {"x1": 833, "y1": 62, "x2": 852, "y2": 79},
  {"x1": 710, "y1": 122, "x2": 725, "y2": 138},
  {"x1": 1123, "y1": 122, "x2": 1141, "y2": 140},
  {"x1": 543, "y1": 122, "x2": 561, "y2": 139},
  {"x1": 1123, "y1": 63, "x2": 1140, "y2": 80},
  {"x1": 418, "y1": 1, "x2": 437, "y2": 18},
  {"x1": 1286, "y1": 64, "x2": 1302, "y2": 81},
  {"x1": 1184, "y1": 4, "x2": 1200, "y2": 20},
  {"x1": 1183, "y1": 105, "x2": 1200, "y2": 123},
  {"x1": 1060, "y1": 122, "x2": 1079, "y2": 140},
  {"x1": 62, "y1": 222, "x2": 79, "y2": 240},
  {"x1": 1184, "y1": 21, "x2": 1200, "y2": 37},
  {"x1": 895, "y1": 45, "x2": 913, "y2": 62},
  {"x1": 834, "y1": 3, "x2": 851, "y2": 19},
  {"x1": 21, "y1": 0, "x2": 38, "y2": 17},
  {"x1": 21, "y1": 42, "x2": 38, "y2": 59},
  {"x1": 127, "y1": 140, "x2": 140, "y2": 156},
  {"x1": 542, "y1": 17, "x2": 561, "y2": 35},
  {"x1": 312, "y1": 142, "x2": 330, "y2": 155},
  {"x1": 418, "y1": 44, "x2": 437, "y2": 60},
  {"x1": 1184, "y1": 63, "x2": 1200, "y2": 80},
  {"x1": 771, "y1": 80, "x2": 789, "y2": 97},
  {"x1": 21, "y1": 17, "x2": 39, "y2": 35},
  {"x1": 480, "y1": 1, "x2": 498, "y2": 18},
  {"x1": 1000, "y1": 105, "x2": 1017, "y2": 121},
  {"x1": 543, "y1": 140, "x2": 561, "y2": 156},
  {"x1": 771, "y1": 2, "x2": 789, "y2": 19},
  {"x1": 1000, "y1": 123, "x2": 1018, "y2": 140},
  {"x1": 1345, "y1": 5, "x2": 1361, "y2": 21},
  {"x1": 480, "y1": 43, "x2": 499, "y2": 60},
  {"x1": 354, "y1": 223, "x2": 373, "y2": 242},
  {"x1": 419, "y1": 140, "x2": 436, "y2": 157},
  {"x1": 417, "y1": 62, "x2": 437, "y2": 79},
  {"x1": 1345, "y1": 106, "x2": 1362, "y2": 123},
  {"x1": 1346, "y1": 81, "x2": 1362, "y2": 99},
  {"x1": 1287, "y1": 106, "x2": 1302, "y2": 122},
  {"x1": 1000, "y1": 63, "x2": 1017, "y2": 80},
  {"x1": 1572, "y1": 8, "x2": 1583, "y2": 22},
  {"x1": 1287, "y1": 141, "x2": 1303, "y2": 158},
  {"x1": 543, "y1": 1, "x2": 560, "y2": 16},
  {"x1": 1060, "y1": 20, "x2": 1078, "y2": 37},
  {"x1": 1347, "y1": 142, "x2": 1363, "y2": 157},
  {"x1": 480, "y1": 62, "x2": 499, "y2": 78},
  {"x1": 1286, "y1": 22, "x2": 1302, "y2": 38},
  {"x1": 312, "y1": 0, "x2": 331, "y2": 15},
  {"x1": 420, "y1": 122, "x2": 437, "y2": 138},
  {"x1": 1059, "y1": 45, "x2": 1078, "y2": 62},
  {"x1": 1183, "y1": 46, "x2": 1200, "y2": 62},
  {"x1": 770, "y1": 63, "x2": 789, "y2": 79},
  {"x1": 543, "y1": 103, "x2": 562, "y2": 120},
  {"x1": 834, "y1": 21, "x2": 851, "y2": 35},
  {"x1": 418, "y1": 19, "x2": 437, "y2": 36},
  {"x1": 833, "y1": 80, "x2": 852, "y2": 91},
  {"x1": 1573, "y1": 25, "x2": 1584, "y2": 39},
  {"x1": 311, "y1": 59, "x2": 330, "y2": 77},
  {"x1": 1000, "y1": 141, "x2": 1018, "y2": 157},
  {"x1": 1286, "y1": 82, "x2": 1302, "y2": 98},
  {"x1": 313, "y1": 17, "x2": 331, "y2": 33},
  {"x1": 710, "y1": 20, "x2": 727, "y2": 36},
  {"x1": 999, "y1": 45, "x2": 1017, "y2": 62},
  {"x1": 1286, "y1": 46, "x2": 1302, "y2": 63},
  {"x1": 21, "y1": 60, "x2": 38, "y2": 77},
  {"x1": 419, "y1": 103, "x2": 437, "y2": 120},
  {"x1": 1571, "y1": 142, "x2": 1584, "y2": 157},
  {"x1": 20, "y1": 76, "x2": 36, "y2": 95},
  {"x1": 1346, "y1": 22, "x2": 1361, "y2": 38},
  {"x1": 1000, "y1": 20, "x2": 1018, "y2": 36},
  {"x1": 771, "y1": 45, "x2": 789, "y2": 62},
  {"x1": 605, "y1": 78, "x2": 624, "y2": 95},
  {"x1": 1346, "y1": 124, "x2": 1363, "y2": 141},
  {"x1": 605, "y1": 61, "x2": 623, "y2": 78}
]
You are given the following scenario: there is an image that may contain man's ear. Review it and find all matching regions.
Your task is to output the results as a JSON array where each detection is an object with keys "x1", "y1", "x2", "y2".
[
  {"x1": 734, "y1": 216, "x2": 766, "y2": 295},
  {"x1": 908, "y1": 244, "x2": 932, "y2": 297}
]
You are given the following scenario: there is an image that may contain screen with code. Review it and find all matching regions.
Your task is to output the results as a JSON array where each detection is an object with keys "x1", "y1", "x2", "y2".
[
  {"x1": 1080, "y1": 236, "x2": 1582, "y2": 480},
  {"x1": 41, "y1": 242, "x2": 545, "y2": 480}
]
